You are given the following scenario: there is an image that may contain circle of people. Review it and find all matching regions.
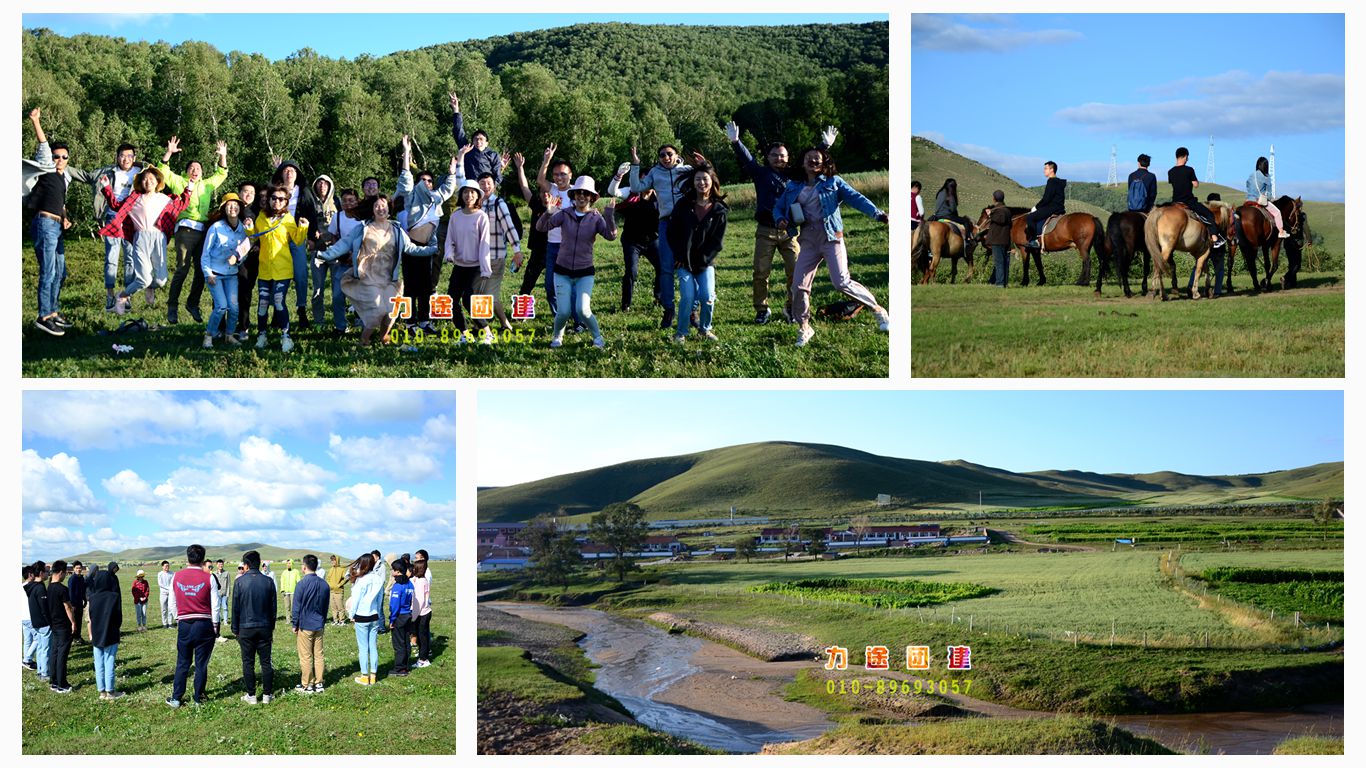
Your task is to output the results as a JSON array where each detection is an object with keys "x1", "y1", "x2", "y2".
[
  {"x1": 909, "y1": 148, "x2": 1289, "y2": 287},
  {"x1": 22, "y1": 546, "x2": 435, "y2": 704},
  {"x1": 24, "y1": 93, "x2": 889, "y2": 350}
]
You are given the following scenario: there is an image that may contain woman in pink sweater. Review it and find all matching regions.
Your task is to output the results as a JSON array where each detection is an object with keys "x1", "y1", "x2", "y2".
[{"x1": 442, "y1": 180, "x2": 490, "y2": 342}]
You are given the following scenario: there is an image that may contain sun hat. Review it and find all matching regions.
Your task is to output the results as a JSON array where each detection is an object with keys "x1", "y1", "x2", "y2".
[
  {"x1": 568, "y1": 176, "x2": 599, "y2": 199},
  {"x1": 135, "y1": 165, "x2": 167, "y2": 193}
]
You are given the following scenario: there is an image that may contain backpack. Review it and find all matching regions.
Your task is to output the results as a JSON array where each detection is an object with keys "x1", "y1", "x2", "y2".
[
  {"x1": 819, "y1": 300, "x2": 864, "y2": 321},
  {"x1": 1127, "y1": 177, "x2": 1148, "y2": 211},
  {"x1": 505, "y1": 198, "x2": 525, "y2": 242}
]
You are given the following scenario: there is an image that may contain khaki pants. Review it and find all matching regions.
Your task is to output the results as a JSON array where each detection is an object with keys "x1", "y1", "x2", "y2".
[
  {"x1": 330, "y1": 591, "x2": 346, "y2": 623},
  {"x1": 471, "y1": 259, "x2": 508, "y2": 331},
  {"x1": 296, "y1": 629, "x2": 325, "y2": 687},
  {"x1": 752, "y1": 223, "x2": 799, "y2": 311}
]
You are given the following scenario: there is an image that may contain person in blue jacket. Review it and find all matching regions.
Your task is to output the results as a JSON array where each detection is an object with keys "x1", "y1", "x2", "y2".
[
  {"x1": 773, "y1": 147, "x2": 889, "y2": 348},
  {"x1": 387, "y1": 559, "x2": 415, "y2": 677}
]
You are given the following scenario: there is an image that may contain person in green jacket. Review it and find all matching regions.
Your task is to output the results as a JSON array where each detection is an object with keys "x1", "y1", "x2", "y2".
[
  {"x1": 278, "y1": 559, "x2": 300, "y2": 622},
  {"x1": 158, "y1": 135, "x2": 229, "y2": 326}
]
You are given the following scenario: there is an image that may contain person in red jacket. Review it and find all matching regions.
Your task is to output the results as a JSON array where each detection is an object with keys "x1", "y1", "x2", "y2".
[
  {"x1": 99, "y1": 166, "x2": 193, "y2": 316},
  {"x1": 165, "y1": 545, "x2": 219, "y2": 708},
  {"x1": 131, "y1": 570, "x2": 150, "y2": 632}
]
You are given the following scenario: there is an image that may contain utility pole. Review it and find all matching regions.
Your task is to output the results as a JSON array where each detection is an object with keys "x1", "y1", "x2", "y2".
[
  {"x1": 1107, "y1": 144, "x2": 1117, "y2": 187},
  {"x1": 1270, "y1": 145, "x2": 1277, "y2": 198},
  {"x1": 1206, "y1": 135, "x2": 1216, "y2": 184}
]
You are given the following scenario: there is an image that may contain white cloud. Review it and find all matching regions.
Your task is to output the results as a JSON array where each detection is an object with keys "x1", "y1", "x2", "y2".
[
  {"x1": 912, "y1": 14, "x2": 1082, "y2": 52},
  {"x1": 1055, "y1": 71, "x2": 1344, "y2": 138},
  {"x1": 326, "y1": 414, "x2": 456, "y2": 482},
  {"x1": 307, "y1": 483, "x2": 454, "y2": 549},
  {"x1": 103, "y1": 469, "x2": 154, "y2": 503},
  {"x1": 22, "y1": 451, "x2": 104, "y2": 528}
]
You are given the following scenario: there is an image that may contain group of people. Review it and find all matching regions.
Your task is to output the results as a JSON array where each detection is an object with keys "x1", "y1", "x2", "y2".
[
  {"x1": 25, "y1": 94, "x2": 890, "y2": 350},
  {"x1": 22, "y1": 546, "x2": 436, "y2": 703},
  {"x1": 911, "y1": 147, "x2": 1292, "y2": 287}
]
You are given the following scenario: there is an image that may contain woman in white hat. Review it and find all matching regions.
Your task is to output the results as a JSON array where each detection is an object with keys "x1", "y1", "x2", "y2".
[
  {"x1": 534, "y1": 175, "x2": 616, "y2": 348},
  {"x1": 442, "y1": 180, "x2": 491, "y2": 342}
]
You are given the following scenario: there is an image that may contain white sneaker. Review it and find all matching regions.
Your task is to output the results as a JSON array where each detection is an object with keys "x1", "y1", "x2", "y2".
[
  {"x1": 875, "y1": 311, "x2": 890, "y2": 332},
  {"x1": 255, "y1": 332, "x2": 268, "y2": 349},
  {"x1": 549, "y1": 333, "x2": 564, "y2": 349},
  {"x1": 795, "y1": 326, "x2": 815, "y2": 347},
  {"x1": 1279, "y1": 230, "x2": 1291, "y2": 239},
  {"x1": 241, "y1": 694, "x2": 258, "y2": 704},
  {"x1": 479, "y1": 329, "x2": 494, "y2": 345},
  {"x1": 592, "y1": 336, "x2": 606, "y2": 349},
  {"x1": 416, "y1": 659, "x2": 431, "y2": 668},
  {"x1": 225, "y1": 334, "x2": 241, "y2": 346},
  {"x1": 202, "y1": 334, "x2": 214, "y2": 349},
  {"x1": 672, "y1": 334, "x2": 687, "y2": 344},
  {"x1": 262, "y1": 694, "x2": 273, "y2": 704},
  {"x1": 281, "y1": 334, "x2": 294, "y2": 353}
]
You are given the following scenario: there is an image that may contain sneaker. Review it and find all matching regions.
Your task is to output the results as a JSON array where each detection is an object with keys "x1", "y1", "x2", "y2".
[
  {"x1": 549, "y1": 334, "x2": 563, "y2": 349},
  {"x1": 1279, "y1": 230, "x2": 1291, "y2": 239},
  {"x1": 241, "y1": 693, "x2": 258, "y2": 704},
  {"x1": 354, "y1": 675, "x2": 373, "y2": 686},
  {"x1": 281, "y1": 334, "x2": 294, "y2": 353},
  {"x1": 875, "y1": 311, "x2": 890, "y2": 332},
  {"x1": 795, "y1": 326, "x2": 815, "y2": 348},
  {"x1": 661, "y1": 307, "x2": 675, "y2": 329},
  {"x1": 479, "y1": 329, "x2": 494, "y2": 345},
  {"x1": 114, "y1": 296, "x2": 130, "y2": 316},
  {"x1": 1026, "y1": 239, "x2": 1040, "y2": 249},
  {"x1": 701, "y1": 330, "x2": 718, "y2": 341},
  {"x1": 167, "y1": 308, "x2": 179, "y2": 324},
  {"x1": 416, "y1": 659, "x2": 431, "y2": 668},
  {"x1": 393, "y1": 669, "x2": 409, "y2": 677},
  {"x1": 53, "y1": 314, "x2": 74, "y2": 328},
  {"x1": 225, "y1": 334, "x2": 241, "y2": 347},
  {"x1": 592, "y1": 336, "x2": 606, "y2": 349},
  {"x1": 755, "y1": 307, "x2": 771, "y2": 325},
  {"x1": 106, "y1": 295, "x2": 116, "y2": 312},
  {"x1": 294, "y1": 684, "x2": 310, "y2": 694},
  {"x1": 202, "y1": 334, "x2": 214, "y2": 349},
  {"x1": 255, "y1": 332, "x2": 268, "y2": 350},
  {"x1": 262, "y1": 694, "x2": 273, "y2": 704},
  {"x1": 107, "y1": 690, "x2": 125, "y2": 700},
  {"x1": 187, "y1": 305, "x2": 203, "y2": 323},
  {"x1": 215, "y1": 636, "x2": 228, "y2": 643},
  {"x1": 672, "y1": 334, "x2": 687, "y2": 344},
  {"x1": 51, "y1": 684, "x2": 72, "y2": 693},
  {"x1": 165, "y1": 697, "x2": 181, "y2": 708},
  {"x1": 33, "y1": 317, "x2": 65, "y2": 337},
  {"x1": 312, "y1": 683, "x2": 325, "y2": 693}
]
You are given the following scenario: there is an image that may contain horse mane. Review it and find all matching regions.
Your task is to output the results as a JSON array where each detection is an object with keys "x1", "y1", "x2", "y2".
[
  {"x1": 1007, "y1": 206, "x2": 1030, "y2": 216},
  {"x1": 1274, "y1": 194, "x2": 1297, "y2": 207}
]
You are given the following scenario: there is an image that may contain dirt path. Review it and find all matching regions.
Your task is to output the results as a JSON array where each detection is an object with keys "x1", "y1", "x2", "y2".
[{"x1": 994, "y1": 528, "x2": 1097, "y2": 552}]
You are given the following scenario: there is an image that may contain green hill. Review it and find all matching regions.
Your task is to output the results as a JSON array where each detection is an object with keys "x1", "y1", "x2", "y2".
[
  {"x1": 477, "y1": 441, "x2": 1343, "y2": 522},
  {"x1": 61, "y1": 542, "x2": 348, "y2": 568},
  {"x1": 913, "y1": 136, "x2": 1344, "y2": 269}
]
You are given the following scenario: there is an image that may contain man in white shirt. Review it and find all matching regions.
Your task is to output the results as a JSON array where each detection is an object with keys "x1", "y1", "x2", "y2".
[{"x1": 156, "y1": 560, "x2": 176, "y2": 628}]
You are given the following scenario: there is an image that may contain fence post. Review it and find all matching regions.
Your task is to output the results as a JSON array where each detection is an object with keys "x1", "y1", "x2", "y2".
[
  {"x1": 1294, "y1": 612, "x2": 1301, "y2": 628},
  {"x1": 1111, "y1": 619, "x2": 1116, "y2": 647},
  {"x1": 1143, "y1": 630, "x2": 1147, "y2": 649}
]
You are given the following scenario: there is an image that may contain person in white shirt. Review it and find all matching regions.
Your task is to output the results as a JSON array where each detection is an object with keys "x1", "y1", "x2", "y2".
[{"x1": 156, "y1": 560, "x2": 176, "y2": 628}]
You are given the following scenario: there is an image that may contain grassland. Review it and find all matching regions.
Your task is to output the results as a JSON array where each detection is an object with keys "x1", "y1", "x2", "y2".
[
  {"x1": 752, "y1": 577, "x2": 996, "y2": 608},
  {"x1": 1024, "y1": 519, "x2": 1343, "y2": 544},
  {"x1": 22, "y1": 561, "x2": 453, "y2": 755},
  {"x1": 766, "y1": 716, "x2": 1174, "y2": 755},
  {"x1": 22, "y1": 175, "x2": 888, "y2": 379},
  {"x1": 910, "y1": 136, "x2": 1346, "y2": 378},
  {"x1": 1272, "y1": 735, "x2": 1344, "y2": 755}
]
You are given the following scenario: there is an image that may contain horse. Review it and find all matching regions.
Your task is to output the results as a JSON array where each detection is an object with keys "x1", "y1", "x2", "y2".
[
  {"x1": 1189, "y1": 200, "x2": 1239, "y2": 298},
  {"x1": 1001, "y1": 211, "x2": 1105, "y2": 287},
  {"x1": 1102, "y1": 211, "x2": 1149, "y2": 298},
  {"x1": 914, "y1": 219, "x2": 978, "y2": 284},
  {"x1": 1234, "y1": 195, "x2": 1303, "y2": 291},
  {"x1": 1144, "y1": 204, "x2": 1214, "y2": 300}
]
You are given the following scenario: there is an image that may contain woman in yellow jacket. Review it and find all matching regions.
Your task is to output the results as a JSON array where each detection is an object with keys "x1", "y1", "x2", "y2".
[{"x1": 249, "y1": 183, "x2": 309, "y2": 352}]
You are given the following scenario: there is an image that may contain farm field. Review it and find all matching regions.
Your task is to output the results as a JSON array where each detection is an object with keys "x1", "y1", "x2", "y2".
[
  {"x1": 22, "y1": 561, "x2": 454, "y2": 754},
  {"x1": 1022, "y1": 518, "x2": 1344, "y2": 544},
  {"x1": 21, "y1": 177, "x2": 888, "y2": 379}
]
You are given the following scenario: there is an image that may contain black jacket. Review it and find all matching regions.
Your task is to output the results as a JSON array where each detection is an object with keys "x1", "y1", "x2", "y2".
[
  {"x1": 1035, "y1": 177, "x2": 1066, "y2": 216},
  {"x1": 667, "y1": 200, "x2": 729, "y2": 274},
  {"x1": 231, "y1": 569, "x2": 278, "y2": 634},
  {"x1": 87, "y1": 570, "x2": 122, "y2": 648}
]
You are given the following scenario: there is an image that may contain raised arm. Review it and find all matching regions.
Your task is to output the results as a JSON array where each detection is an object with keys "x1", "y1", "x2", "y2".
[
  {"x1": 450, "y1": 92, "x2": 468, "y2": 149},
  {"x1": 28, "y1": 108, "x2": 47, "y2": 148},
  {"x1": 396, "y1": 136, "x2": 415, "y2": 196},
  {"x1": 512, "y1": 153, "x2": 532, "y2": 203},
  {"x1": 536, "y1": 143, "x2": 555, "y2": 194}
]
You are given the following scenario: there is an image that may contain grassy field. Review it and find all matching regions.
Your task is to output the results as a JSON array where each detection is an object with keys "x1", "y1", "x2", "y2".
[
  {"x1": 501, "y1": 548, "x2": 1343, "y2": 714},
  {"x1": 1023, "y1": 518, "x2": 1344, "y2": 543},
  {"x1": 910, "y1": 136, "x2": 1346, "y2": 377},
  {"x1": 766, "y1": 717, "x2": 1174, "y2": 755},
  {"x1": 22, "y1": 561, "x2": 454, "y2": 754},
  {"x1": 911, "y1": 279, "x2": 1344, "y2": 377},
  {"x1": 21, "y1": 175, "x2": 888, "y2": 378}
]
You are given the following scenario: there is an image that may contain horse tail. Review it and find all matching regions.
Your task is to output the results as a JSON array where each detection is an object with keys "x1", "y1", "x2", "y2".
[{"x1": 1092, "y1": 215, "x2": 1109, "y2": 259}]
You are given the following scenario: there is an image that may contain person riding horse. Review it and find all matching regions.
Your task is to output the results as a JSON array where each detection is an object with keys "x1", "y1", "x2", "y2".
[
  {"x1": 1167, "y1": 146, "x2": 1224, "y2": 249},
  {"x1": 911, "y1": 179, "x2": 924, "y2": 232},
  {"x1": 1127, "y1": 154, "x2": 1157, "y2": 214},
  {"x1": 1024, "y1": 161, "x2": 1066, "y2": 249},
  {"x1": 933, "y1": 178, "x2": 975, "y2": 244},
  {"x1": 1245, "y1": 157, "x2": 1288, "y2": 239}
]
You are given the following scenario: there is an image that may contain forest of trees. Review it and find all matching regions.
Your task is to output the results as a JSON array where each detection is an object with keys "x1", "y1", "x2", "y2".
[{"x1": 22, "y1": 22, "x2": 888, "y2": 232}]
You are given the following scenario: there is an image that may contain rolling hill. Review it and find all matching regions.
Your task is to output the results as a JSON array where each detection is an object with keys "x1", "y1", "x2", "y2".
[
  {"x1": 912, "y1": 136, "x2": 1344, "y2": 263},
  {"x1": 59, "y1": 542, "x2": 348, "y2": 568},
  {"x1": 477, "y1": 441, "x2": 1342, "y2": 522}
]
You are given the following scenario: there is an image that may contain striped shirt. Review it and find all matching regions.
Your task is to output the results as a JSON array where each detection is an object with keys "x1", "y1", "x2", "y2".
[{"x1": 481, "y1": 195, "x2": 521, "y2": 262}]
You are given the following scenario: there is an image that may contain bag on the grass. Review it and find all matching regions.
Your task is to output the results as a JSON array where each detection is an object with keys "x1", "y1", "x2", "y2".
[{"x1": 819, "y1": 300, "x2": 864, "y2": 321}]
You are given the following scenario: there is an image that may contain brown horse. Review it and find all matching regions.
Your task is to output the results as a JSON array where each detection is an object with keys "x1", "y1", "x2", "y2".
[
  {"x1": 1144, "y1": 205, "x2": 1213, "y2": 300},
  {"x1": 914, "y1": 219, "x2": 978, "y2": 284},
  {"x1": 998, "y1": 211, "x2": 1105, "y2": 287},
  {"x1": 1235, "y1": 196, "x2": 1303, "y2": 291},
  {"x1": 1190, "y1": 201, "x2": 1238, "y2": 298}
]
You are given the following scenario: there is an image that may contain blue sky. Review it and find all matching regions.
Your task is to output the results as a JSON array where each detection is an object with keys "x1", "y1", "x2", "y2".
[
  {"x1": 22, "y1": 391, "x2": 456, "y2": 562},
  {"x1": 479, "y1": 390, "x2": 1342, "y2": 487},
  {"x1": 23, "y1": 13, "x2": 887, "y2": 60},
  {"x1": 912, "y1": 14, "x2": 1345, "y2": 201}
]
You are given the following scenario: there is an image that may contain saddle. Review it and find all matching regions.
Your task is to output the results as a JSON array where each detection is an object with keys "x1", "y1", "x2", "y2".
[
  {"x1": 1165, "y1": 203, "x2": 1213, "y2": 227},
  {"x1": 935, "y1": 218, "x2": 971, "y2": 241},
  {"x1": 1038, "y1": 214, "x2": 1063, "y2": 237},
  {"x1": 1236, "y1": 200, "x2": 1275, "y2": 227}
]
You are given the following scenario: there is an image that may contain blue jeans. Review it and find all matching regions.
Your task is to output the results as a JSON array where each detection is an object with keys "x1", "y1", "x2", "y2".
[
  {"x1": 93, "y1": 643, "x2": 118, "y2": 692},
  {"x1": 289, "y1": 242, "x2": 309, "y2": 310},
  {"x1": 172, "y1": 618, "x2": 215, "y2": 703},
  {"x1": 32, "y1": 216, "x2": 66, "y2": 317},
  {"x1": 257, "y1": 279, "x2": 292, "y2": 332},
  {"x1": 104, "y1": 209, "x2": 132, "y2": 291},
  {"x1": 207, "y1": 273, "x2": 239, "y2": 336},
  {"x1": 544, "y1": 242, "x2": 560, "y2": 315},
  {"x1": 355, "y1": 619, "x2": 379, "y2": 674},
  {"x1": 991, "y1": 245, "x2": 1010, "y2": 287},
  {"x1": 656, "y1": 218, "x2": 676, "y2": 311},
  {"x1": 552, "y1": 273, "x2": 601, "y2": 339},
  {"x1": 1188, "y1": 260, "x2": 1224, "y2": 296},
  {"x1": 135, "y1": 602, "x2": 147, "y2": 627},
  {"x1": 677, "y1": 266, "x2": 715, "y2": 335},
  {"x1": 312, "y1": 257, "x2": 347, "y2": 330},
  {"x1": 33, "y1": 625, "x2": 51, "y2": 677},
  {"x1": 22, "y1": 619, "x2": 36, "y2": 663}
]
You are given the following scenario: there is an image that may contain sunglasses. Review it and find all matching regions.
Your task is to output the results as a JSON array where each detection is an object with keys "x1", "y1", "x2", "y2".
[
  {"x1": 270, "y1": 196, "x2": 288, "y2": 201},
  {"x1": 52, "y1": 154, "x2": 69, "y2": 160},
  {"x1": 658, "y1": 152, "x2": 676, "y2": 159}
]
